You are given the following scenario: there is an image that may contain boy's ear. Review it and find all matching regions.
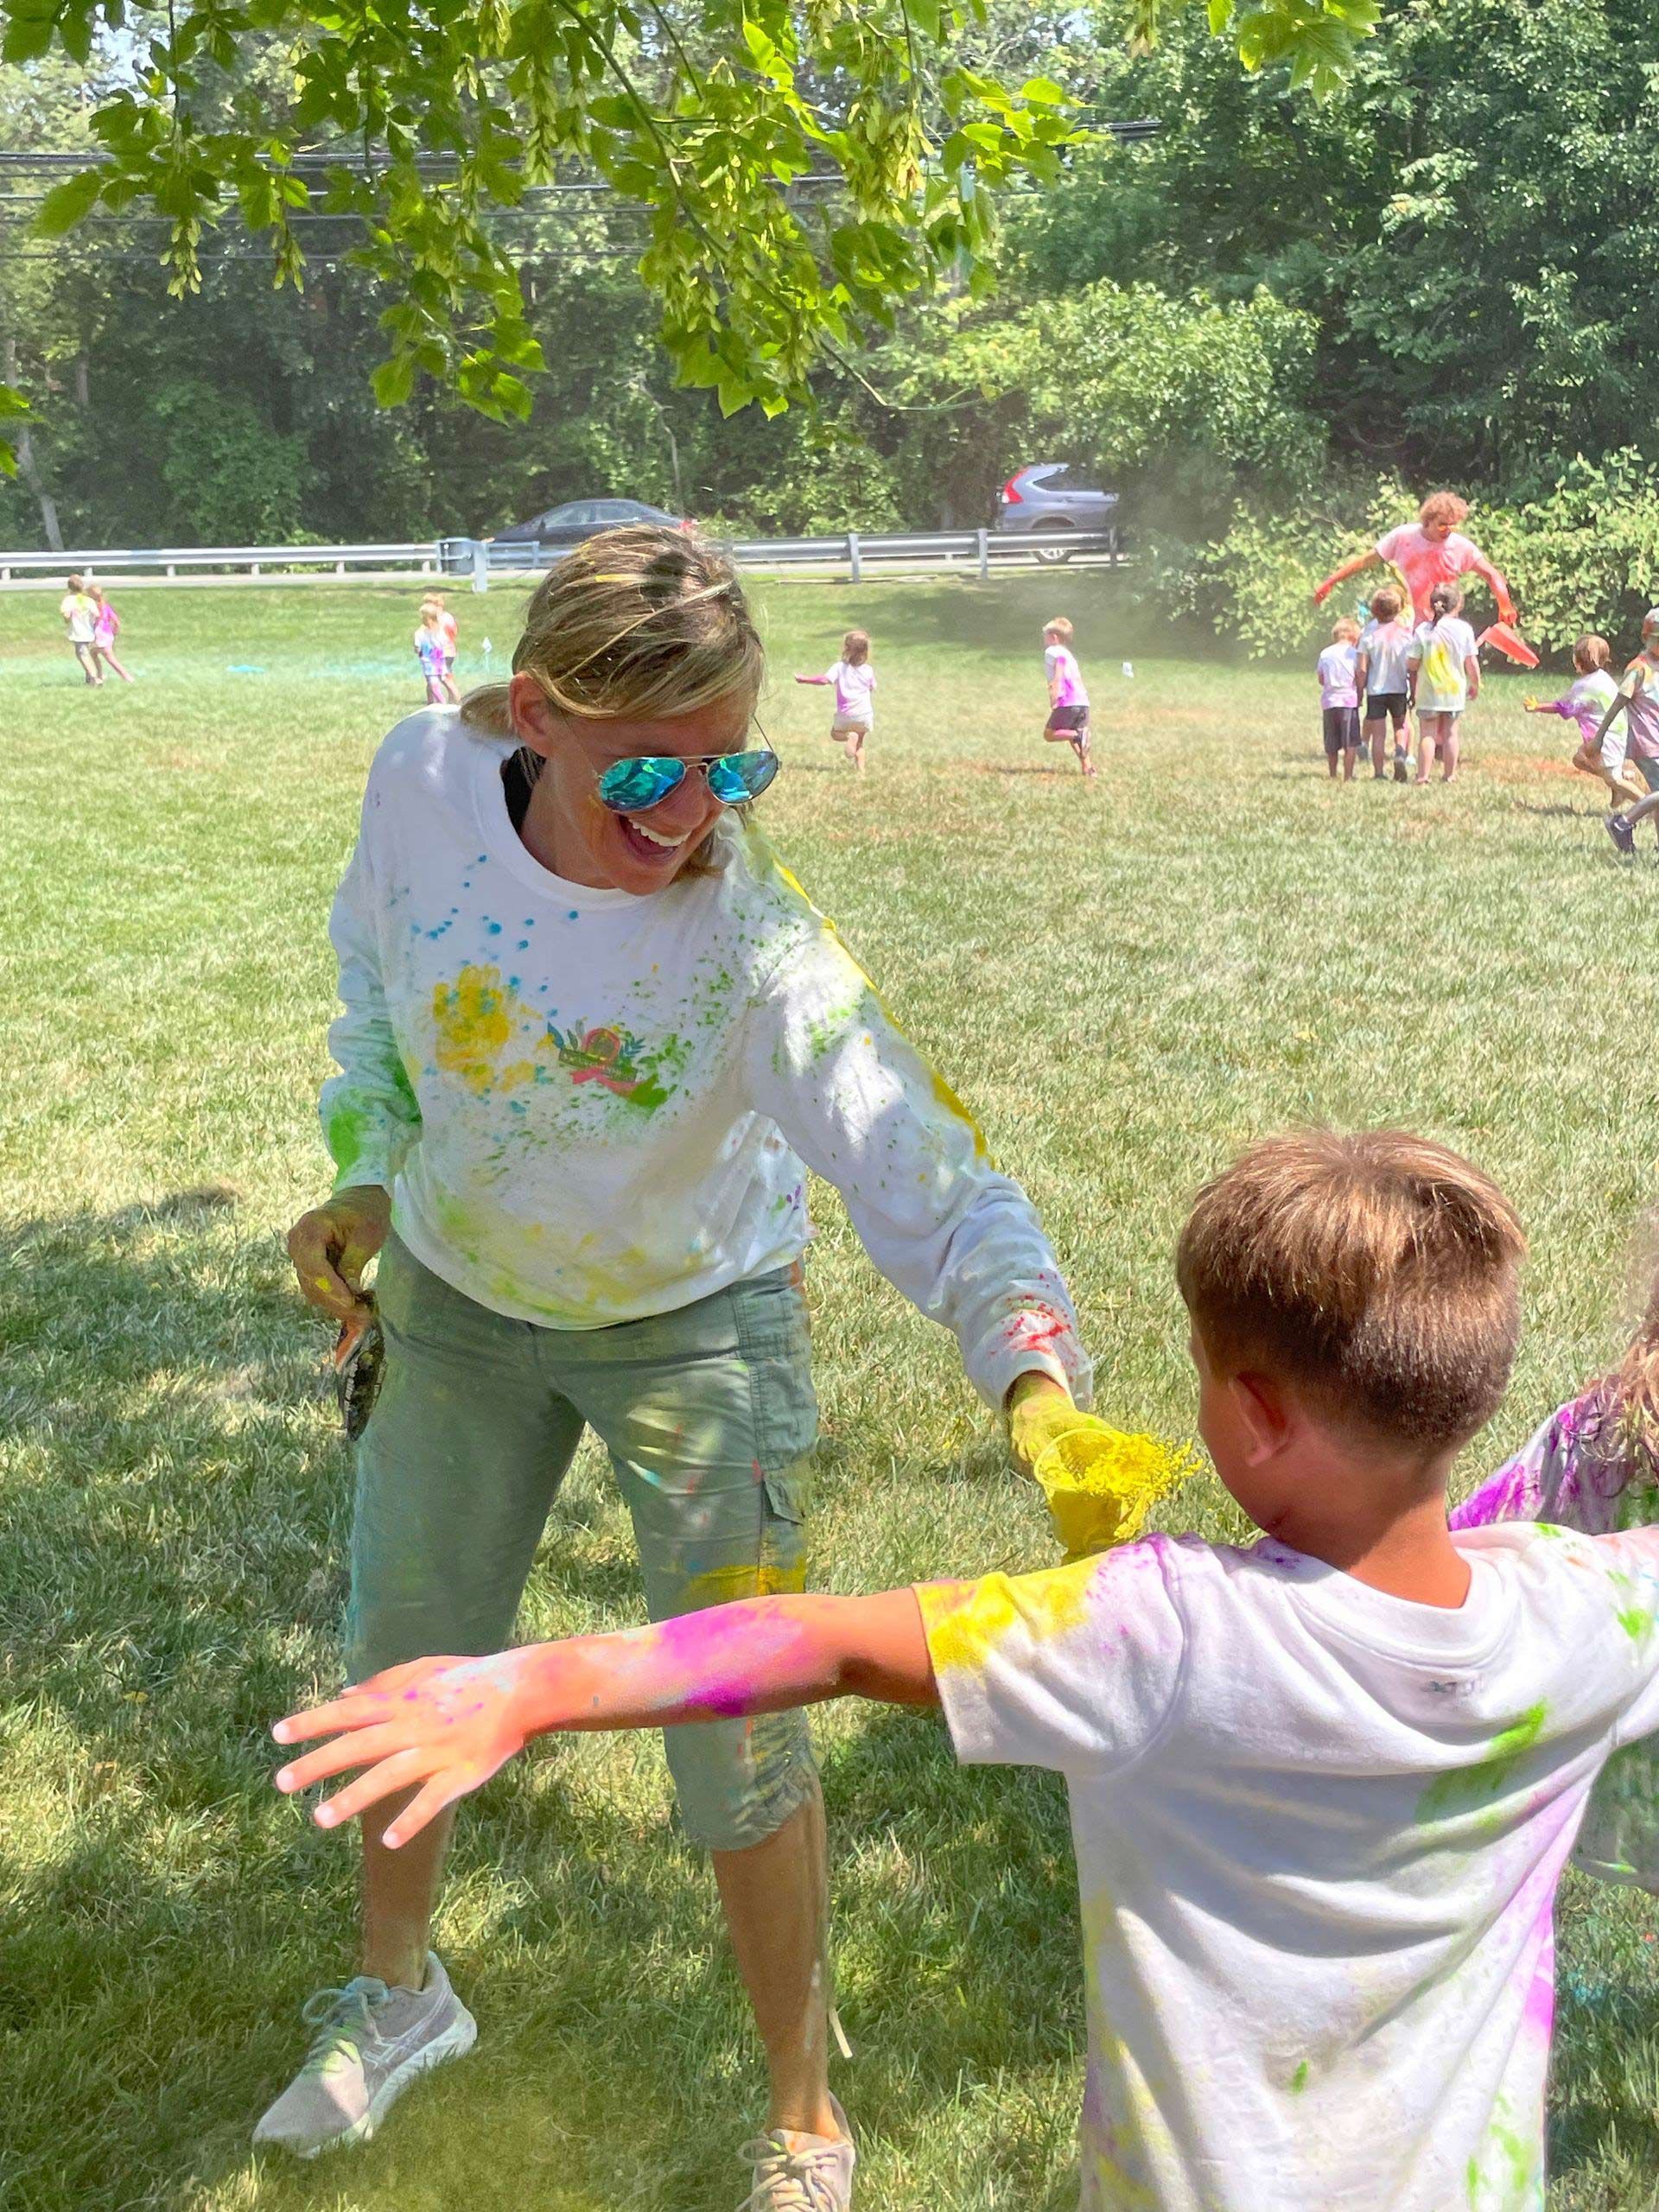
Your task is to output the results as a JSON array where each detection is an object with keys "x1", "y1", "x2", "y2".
[{"x1": 1228, "y1": 1371, "x2": 1294, "y2": 1466}]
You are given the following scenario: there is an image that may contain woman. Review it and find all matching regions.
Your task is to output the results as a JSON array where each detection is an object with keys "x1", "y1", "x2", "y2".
[{"x1": 259, "y1": 528, "x2": 1090, "y2": 2208}]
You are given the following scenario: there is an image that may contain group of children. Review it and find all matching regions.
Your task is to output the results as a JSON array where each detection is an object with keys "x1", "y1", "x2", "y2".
[
  {"x1": 413, "y1": 593, "x2": 461, "y2": 704},
  {"x1": 793, "y1": 617, "x2": 1096, "y2": 779},
  {"x1": 1317, "y1": 581, "x2": 1480, "y2": 785},
  {"x1": 276, "y1": 1123, "x2": 1659, "y2": 2210},
  {"x1": 57, "y1": 573, "x2": 133, "y2": 686}
]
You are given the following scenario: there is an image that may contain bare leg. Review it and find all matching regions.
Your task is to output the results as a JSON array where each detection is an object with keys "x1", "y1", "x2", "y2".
[
  {"x1": 100, "y1": 649, "x2": 136, "y2": 683},
  {"x1": 75, "y1": 642, "x2": 101, "y2": 686},
  {"x1": 1366, "y1": 718, "x2": 1385, "y2": 776},
  {"x1": 1441, "y1": 721, "x2": 1460, "y2": 781},
  {"x1": 361, "y1": 1789, "x2": 456, "y2": 1989},
  {"x1": 1414, "y1": 717, "x2": 1438, "y2": 783},
  {"x1": 1344, "y1": 744, "x2": 1358, "y2": 783},
  {"x1": 712, "y1": 1780, "x2": 840, "y2": 2140}
]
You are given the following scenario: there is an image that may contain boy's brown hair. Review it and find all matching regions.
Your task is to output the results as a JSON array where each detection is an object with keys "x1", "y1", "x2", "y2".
[
  {"x1": 842, "y1": 628, "x2": 871, "y2": 664},
  {"x1": 1418, "y1": 490, "x2": 1470, "y2": 531},
  {"x1": 1370, "y1": 586, "x2": 1402, "y2": 623},
  {"x1": 1574, "y1": 633, "x2": 1611, "y2": 672},
  {"x1": 1045, "y1": 616, "x2": 1074, "y2": 644},
  {"x1": 1176, "y1": 1129, "x2": 1526, "y2": 1450}
]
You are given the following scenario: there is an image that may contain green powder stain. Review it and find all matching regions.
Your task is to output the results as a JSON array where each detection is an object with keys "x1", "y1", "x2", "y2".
[
  {"x1": 1618, "y1": 1605, "x2": 1654, "y2": 1642},
  {"x1": 1289, "y1": 2060, "x2": 1309, "y2": 2094},
  {"x1": 1419, "y1": 1701, "x2": 1548, "y2": 1823}
]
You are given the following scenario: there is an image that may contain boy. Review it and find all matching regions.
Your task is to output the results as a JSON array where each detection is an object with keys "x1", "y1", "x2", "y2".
[
  {"x1": 1314, "y1": 490, "x2": 1515, "y2": 627},
  {"x1": 273, "y1": 1130, "x2": 1659, "y2": 2212},
  {"x1": 1592, "y1": 608, "x2": 1659, "y2": 854},
  {"x1": 1042, "y1": 616, "x2": 1096, "y2": 778},
  {"x1": 1316, "y1": 615, "x2": 1362, "y2": 780},
  {"x1": 1355, "y1": 584, "x2": 1414, "y2": 780}
]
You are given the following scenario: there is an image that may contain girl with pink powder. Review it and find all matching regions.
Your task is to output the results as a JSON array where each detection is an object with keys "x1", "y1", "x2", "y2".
[
  {"x1": 1040, "y1": 615, "x2": 1095, "y2": 778},
  {"x1": 795, "y1": 629, "x2": 874, "y2": 770}
]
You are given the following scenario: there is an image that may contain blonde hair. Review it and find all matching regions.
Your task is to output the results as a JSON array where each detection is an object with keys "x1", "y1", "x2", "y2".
[
  {"x1": 1574, "y1": 633, "x2": 1611, "y2": 673},
  {"x1": 464, "y1": 525, "x2": 761, "y2": 734},
  {"x1": 1044, "y1": 616, "x2": 1074, "y2": 644},
  {"x1": 842, "y1": 628, "x2": 870, "y2": 664},
  {"x1": 1332, "y1": 616, "x2": 1361, "y2": 644},
  {"x1": 1419, "y1": 491, "x2": 1469, "y2": 531},
  {"x1": 1176, "y1": 1129, "x2": 1526, "y2": 1449}
]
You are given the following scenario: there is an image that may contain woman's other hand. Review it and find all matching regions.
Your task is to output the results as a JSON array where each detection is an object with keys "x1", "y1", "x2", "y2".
[{"x1": 287, "y1": 1185, "x2": 391, "y2": 1319}]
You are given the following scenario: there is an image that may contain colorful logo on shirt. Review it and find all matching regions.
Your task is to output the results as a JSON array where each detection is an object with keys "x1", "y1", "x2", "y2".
[{"x1": 547, "y1": 1020, "x2": 676, "y2": 1110}]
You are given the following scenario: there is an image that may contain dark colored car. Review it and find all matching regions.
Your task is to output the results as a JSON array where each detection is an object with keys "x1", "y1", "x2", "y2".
[
  {"x1": 995, "y1": 463, "x2": 1121, "y2": 561},
  {"x1": 491, "y1": 497, "x2": 695, "y2": 551}
]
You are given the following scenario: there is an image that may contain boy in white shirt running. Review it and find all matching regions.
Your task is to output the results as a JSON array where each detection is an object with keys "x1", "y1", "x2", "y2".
[
  {"x1": 275, "y1": 1126, "x2": 1659, "y2": 2212},
  {"x1": 1041, "y1": 615, "x2": 1096, "y2": 777}
]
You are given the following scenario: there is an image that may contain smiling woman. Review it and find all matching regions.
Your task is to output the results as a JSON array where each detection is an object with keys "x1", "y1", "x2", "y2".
[{"x1": 266, "y1": 525, "x2": 1095, "y2": 2204}]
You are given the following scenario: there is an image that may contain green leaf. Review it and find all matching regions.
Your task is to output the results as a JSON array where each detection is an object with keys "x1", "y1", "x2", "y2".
[
  {"x1": 35, "y1": 169, "x2": 105, "y2": 236},
  {"x1": 372, "y1": 353, "x2": 416, "y2": 408}
]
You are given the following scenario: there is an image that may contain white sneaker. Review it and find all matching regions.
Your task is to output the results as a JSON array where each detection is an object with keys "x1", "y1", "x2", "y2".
[
  {"x1": 736, "y1": 2096, "x2": 855, "y2": 2209},
  {"x1": 252, "y1": 1952, "x2": 476, "y2": 2157}
]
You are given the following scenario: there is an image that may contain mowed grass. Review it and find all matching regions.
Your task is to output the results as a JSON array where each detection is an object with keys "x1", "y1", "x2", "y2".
[{"x1": 4, "y1": 571, "x2": 1659, "y2": 2212}]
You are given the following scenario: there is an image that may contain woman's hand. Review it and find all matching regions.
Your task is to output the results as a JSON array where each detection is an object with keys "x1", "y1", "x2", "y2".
[
  {"x1": 287, "y1": 1184, "x2": 391, "y2": 1320},
  {"x1": 273, "y1": 1653, "x2": 533, "y2": 1847}
]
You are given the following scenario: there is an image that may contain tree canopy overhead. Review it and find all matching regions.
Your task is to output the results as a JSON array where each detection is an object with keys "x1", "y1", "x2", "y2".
[{"x1": 0, "y1": 0, "x2": 1378, "y2": 462}]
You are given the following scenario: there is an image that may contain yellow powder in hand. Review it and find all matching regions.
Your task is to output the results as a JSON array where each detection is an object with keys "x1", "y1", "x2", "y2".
[{"x1": 1032, "y1": 1421, "x2": 1198, "y2": 1563}]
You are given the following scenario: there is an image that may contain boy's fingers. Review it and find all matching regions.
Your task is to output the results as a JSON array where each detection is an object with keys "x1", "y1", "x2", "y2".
[
  {"x1": 382, "y1": 1773, "x2": 469, "y2": 1851},
  {"x1": 273, "y1": 1690, "x2": 391, "y2": 1746},
  {"x1": 315, "y1": 1747, "x2": 434, "y2": 1828},
  {"x1": 276, "y1": 1719, "x2": 409, "y2": 1791}
]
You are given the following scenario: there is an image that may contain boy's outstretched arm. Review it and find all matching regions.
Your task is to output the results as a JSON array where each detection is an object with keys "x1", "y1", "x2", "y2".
[{"x1": 273, "y1": 1591, "x2": 937, "y2": 1849}]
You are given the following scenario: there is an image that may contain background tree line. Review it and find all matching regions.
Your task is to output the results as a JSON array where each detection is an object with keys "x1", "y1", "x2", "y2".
[{"x1": 3, "y1": 0, "x2": 1657, "y2": 653}]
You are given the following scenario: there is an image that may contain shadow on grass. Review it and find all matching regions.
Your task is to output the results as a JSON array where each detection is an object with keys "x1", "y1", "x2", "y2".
[{"x1": 2, "y1": 1192, "x2": 1086, "y2": 2210}]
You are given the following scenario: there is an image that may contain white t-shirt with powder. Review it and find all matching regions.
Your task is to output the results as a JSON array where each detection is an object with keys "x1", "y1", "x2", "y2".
[
  {"x1": 320, "y1": 710, "x2": 1091, "y2": 1408},
  {"x1": 919, "y1": 1522, "x2": 1659, "y2": 2212},
  {"x1": 1045, "y1": 644, "x2": 1089, "y2": 708},
  {"x1": 1357, "y1": 617, "x2": 1414, "y2": 698},
  {"x1": 820, "y1": 660, "x2": 875, "y2": 723},
  {"x1": 1411, "y1": 615, "x2": 1480, "y2": 713},
  {"x1": 1316, "y1": 641, "x2": 1358, "y2": 709}
]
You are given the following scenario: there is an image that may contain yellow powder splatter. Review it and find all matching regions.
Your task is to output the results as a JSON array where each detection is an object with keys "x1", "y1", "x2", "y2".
[
  {"x1": 682, "y1": 1559, "x2": 810, "y2": 1608},
  {"x1": 1033, "y1": 1422, "x2": 1197, "y2": 1565},
  {"x1": 430, "y1": 964, "x2": 537, "y2": 1095},
  {"x1": 925, "y1": 1556, "x2": 1096, "y2": 1673}
]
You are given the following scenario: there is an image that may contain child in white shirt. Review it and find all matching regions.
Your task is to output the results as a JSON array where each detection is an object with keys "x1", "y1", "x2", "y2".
[
  {"x1": 1523, "y1": 632, "x2": 1637, "y2": 808},
  {"x1": 1315, "y1": 615, "x2": 1361, "y2": 781},
  {"x1": 276, "y1": 1127, "x2": 1659, "y2": 2212},
  {"x1": 796, "y1": 629, "x2": 875, "y2": 771},
  {"x1": 1408, "y1": 581, "x2": 1481, "y2": 784},
  {"x1": 1355, "y1": 584, "x2": 1415, "y2": 780}
]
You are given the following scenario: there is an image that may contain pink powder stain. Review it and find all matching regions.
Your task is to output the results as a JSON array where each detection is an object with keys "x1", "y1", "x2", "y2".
[{"x1": 650, "y1": 1603, "x2": 815, "y2": 1719}]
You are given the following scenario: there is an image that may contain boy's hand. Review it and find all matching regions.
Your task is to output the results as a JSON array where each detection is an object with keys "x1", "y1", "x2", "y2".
[
  {"x1": 287, "y1": 1185, "x2": 391, "y2": 1320},
  {"x1": 273, "y1": 1653, "x2": 532, "y2": 1847}
]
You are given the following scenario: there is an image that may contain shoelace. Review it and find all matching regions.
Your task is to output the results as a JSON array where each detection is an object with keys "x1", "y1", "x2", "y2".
[
  {"x1": 297, "y1": 1980, "x2": 384, "y2": 2075},
  {"x1": 735, "y1": 2132, "x2": 847, "y2": 2212}
]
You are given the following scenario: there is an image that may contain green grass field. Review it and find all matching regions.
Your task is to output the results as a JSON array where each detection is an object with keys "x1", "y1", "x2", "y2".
[{"x1": 5, "y1": 573, "x2": 1659, "y2": 2212}]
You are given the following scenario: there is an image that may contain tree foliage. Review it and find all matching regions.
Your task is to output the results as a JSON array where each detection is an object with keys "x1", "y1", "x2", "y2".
[{"x1": 0, "y1": 0, "x2": 1381, "y2": 454}]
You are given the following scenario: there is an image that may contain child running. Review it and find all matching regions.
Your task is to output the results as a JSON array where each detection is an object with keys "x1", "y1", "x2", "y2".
[
  {"x1": 1355, "y1": 585, "x2": 1414, "y2": 780},
  {"x1": 1591, "y1": 609, "x2": 1659, "y2": 854},
  {"x1": 795, "y1": 629, "x2": 875, "y2": 771},
  {"x1": 1408, "y1": 582, "x2": 1480, "y2": 784},
  {"x1": 413, "y1": 605, "x2": 448, "y2": 705},
  {"x1": 88, "y1": 585, "x2": 135, "y2": 685},
  {"x1": 1523, "y1": 634, "x2": 1636, "y2": 810},
  {"x1": 59, "y1": 573, "x2": 99, "y2": 685},
  {"x1": 273, "y1": 1127, "x2": 1659, "y2": 2212},
  {"x1": 1041, "y1": 616, "x2": 1095, "y2": 778},
  {"x1": 1316, "y1": 616, "x2": 1362, "y2": 781},
  {"x1": 423, "y1": 593, "x2": 461, "y2": 704}
]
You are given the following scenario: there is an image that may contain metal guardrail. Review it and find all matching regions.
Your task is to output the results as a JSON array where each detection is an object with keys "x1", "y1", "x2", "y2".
[{"x1": 1, "y1": 527, "x2": 1126, "y2": 589}]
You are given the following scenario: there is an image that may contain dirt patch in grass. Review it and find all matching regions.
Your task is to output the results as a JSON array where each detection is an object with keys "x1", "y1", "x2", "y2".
[{"x1": 1478, "y1": 752, "x2": 1592, "y2": 786}]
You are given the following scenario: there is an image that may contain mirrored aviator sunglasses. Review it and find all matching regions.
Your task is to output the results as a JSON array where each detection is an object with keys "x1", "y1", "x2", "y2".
[{"x1": 597, "y1": 747, "x2": 780, "y2": 814}]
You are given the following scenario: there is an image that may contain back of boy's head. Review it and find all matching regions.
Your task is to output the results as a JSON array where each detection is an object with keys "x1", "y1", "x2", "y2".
[
  {"x1": 1429, "y1": 582, "x2": 1463, "y2": 619},
  {"x1": 842, "y1": 627, "x2": 870, "y2": 664},
  {"x1": 1332, "y1": 616, "x2": 1360, "y2": 643},
  {"x1": 1045, "y1": 616, "x2": 1073, "y2": 644},
  {"x1": 1575, "y1": 633, "x2": 1611, "y2": 672},
  {"x1": 1176, "y1": 1129, "x2": 1526, "y2": 1452},
  {"x1": 1370, "y1": 586, "x2": 1402, "y2": 623}
]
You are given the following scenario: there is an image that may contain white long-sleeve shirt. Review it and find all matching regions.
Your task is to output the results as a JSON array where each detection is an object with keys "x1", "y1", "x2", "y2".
[{"x1": 320, "y1": 711, "x2": 1091, "y2": 1408}]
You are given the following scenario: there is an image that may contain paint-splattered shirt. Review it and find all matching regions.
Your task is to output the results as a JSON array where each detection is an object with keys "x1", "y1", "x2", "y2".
[
  {"x1": 1044, "y1": 643, "x2": 1089, "y2": 708},
  {"x1": 1409, "y1": 614, "x2": 1479, "y2": 714},
  {"x1": 1535, "y1": 669, "x2": 1619, "y2": 749},
  {"x1": 1376, "y1": 523, "x2": 1504, "y2": 624},
  {"x1": 918, "y1": 1523, "x2": 1659, "y2": 2211},
  {"x1": 1453, "y1": 1392, "x2": 1659, "y2": 1891},
  {"x1": 319, "y1": 710, "x2": 1090, "y2": 1406}
]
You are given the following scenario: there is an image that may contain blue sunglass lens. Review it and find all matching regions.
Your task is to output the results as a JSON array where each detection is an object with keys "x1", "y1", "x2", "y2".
[
  {"x1": 599, "y1": 756, "x2": 685, "y2": 811},
  {"x1": 707, "y1": 750, "x2": 780, "y2": 804}
]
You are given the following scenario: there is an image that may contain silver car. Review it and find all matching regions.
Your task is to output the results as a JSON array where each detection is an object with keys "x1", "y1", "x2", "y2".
[{"x1": 995, "y1": 463, "x2": 1121, "y2": 561}]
